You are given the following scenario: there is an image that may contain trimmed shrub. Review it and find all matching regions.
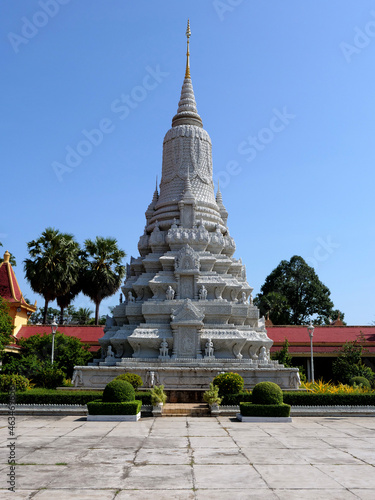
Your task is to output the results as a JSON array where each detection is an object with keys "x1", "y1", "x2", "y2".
[
  {"x1": 350, "y1": 376, "x2": 371, "y2": 389},
  {"x1": 102, "y1": 380, "x2": 135, "y2": 403},
  {"x1": 135, "y1": 391, "x2": 152, "y2": 405},
  {"x1": 240, "y1": 403, "x2": 291, "y2": 417},
  {"x1": 114, "y1": 373, "x2": 143, "y2": 390},
  {"x1": 213, "y1": 372, "x2": 244, "y2": 396},
  {"x1": 221, "y1": 391, "x2": 252, "y2": 405},
  {"x1": 87, "y1": 400, "x2": 142, "y2": 415},
  {"x1": 0, "y1": 389, "x2": 102, "y2": 405},
  {"x1": 283, "y1": 392, "x2": 375, "y2": 406},
  {"x1": 252, "y1": 382, "x2": 283, "y2": 405},
  {"x1": 0, "y1": 374, "x2": 30, "y2": 392}
]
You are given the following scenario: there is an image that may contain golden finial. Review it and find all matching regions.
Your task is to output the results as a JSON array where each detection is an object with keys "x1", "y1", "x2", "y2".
[
  {"x1": 3, "y1": 250, "x2": 10, "y2": 263},
  {"x1": 185, "y1": 19, "x2": 191, "y2": 79}
]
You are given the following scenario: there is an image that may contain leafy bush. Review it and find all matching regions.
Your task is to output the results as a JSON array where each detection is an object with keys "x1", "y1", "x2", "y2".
[
  {"x1": 150, "y1": 385, "x2": 167, "y2": 405},
  {"x1": 252, "y1": 382, "x2": 283, "y2": 405},
  {"x1": 114, "y1": 373, "x2": 143, "y2": 390},
  {"x1": 102, "y1": 380, "x2": 135, "y2": 403},
  {"x1": 203, "y1": 383, "x2": 222, "y2": 405},
  {"x1": 350, "y1": 376, "x2": 371, "y2": 389},
  {"x1": 87, "y1": 400, "x2": 142, "y2": 415},
  {"x1": 0, "y1": 374, "x2": 30, "y2": 392},
  {"x1": 0, "y1": 389, "x2": 102, "y2": 405},
  {"x1": 221, "y1": 391, "x2": 252, "y2": 405},
  {"x1": 32, "y1": 364, "x2": 65, "y2": 389},
  {"x1": 302, "y1": 379, "x2": 371, "y2": 394},
  {"x1": 333, "y1": 338, "x2": 374, "y2": 384},
  {"x1": 213, "y1": 372, "x2": 244, "y2": 396},
  {"x1": 283, "y1": 392, "x2": 375, "y2": 406},
  {"x1": 240, "y1": 402, "x2": 291, "y2": 417}
]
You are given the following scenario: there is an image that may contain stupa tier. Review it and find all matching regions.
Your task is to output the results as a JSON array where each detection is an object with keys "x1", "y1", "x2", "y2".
[{"x1": 77, "y1": 23, "x2": 300, "y2": 392}]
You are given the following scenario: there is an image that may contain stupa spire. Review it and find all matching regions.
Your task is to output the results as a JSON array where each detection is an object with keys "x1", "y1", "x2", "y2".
[{"x1": 172, "y1": 20, "x2": 203, "y2": 128}]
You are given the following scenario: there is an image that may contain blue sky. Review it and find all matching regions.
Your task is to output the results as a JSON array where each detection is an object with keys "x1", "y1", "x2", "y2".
[{"x1": 1, "y1": 0, "x2": 374, "y2": 325}]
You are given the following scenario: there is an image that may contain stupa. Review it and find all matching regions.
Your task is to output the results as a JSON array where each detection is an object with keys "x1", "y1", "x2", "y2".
[{"x1": 76, "y1": 22, "x2": 300, "y2": 393}]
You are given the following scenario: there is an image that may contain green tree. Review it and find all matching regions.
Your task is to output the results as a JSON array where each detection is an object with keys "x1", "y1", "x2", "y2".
[
  {"x1": 272, "y1": 338, "x2": 292, "y2": 367},
  {"x1": 332, "y1": 335, "x2": 374, "y2": 384},
  {"x1": 0, "y1": 297, "x2": 14, "y2": 358},
  {"x1": 81, "y1": 237, "x2": 126, "y2": 325},
  {"x1": 255, "y1": 255, "x2": 344, "y2": 325},
  {"x1": 2, "y1": 332, "x2": 93, "y2": 379},
  {"x1": 24, "y1": 228, "x2": 82, "y2": 324},
  {"x1": 71, "y1": 307, "x2": 93, "y2": 324},
  {"x1": 28, "y1": 306, "x2": 60, "y2": 325}
]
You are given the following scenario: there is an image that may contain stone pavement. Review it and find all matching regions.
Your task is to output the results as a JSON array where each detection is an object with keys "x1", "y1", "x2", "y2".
[{"x1": 1, "y1": 415, "x2": 375, "y2": 499}]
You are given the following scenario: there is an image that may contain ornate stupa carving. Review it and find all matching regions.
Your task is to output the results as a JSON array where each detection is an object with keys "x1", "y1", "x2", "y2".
[{"x1": 79, "y1": 22, "x2": 300, "y2": 391}]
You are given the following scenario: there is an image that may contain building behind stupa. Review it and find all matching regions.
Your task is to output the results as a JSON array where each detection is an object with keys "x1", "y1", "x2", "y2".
[{"x1": 76, "y1": 23, "x2": 299, "y2": 393}]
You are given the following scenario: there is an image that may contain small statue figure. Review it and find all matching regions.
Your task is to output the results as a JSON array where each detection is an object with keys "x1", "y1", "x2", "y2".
[
  {"x1": 290, "y1": 371, "x2": 301, "y2": 389},
  {"x1": 106, "y1": 345, "x2": 115, "y2": 359},
  {"x1": 146, "y1": 370, "x2": 159, "y2": 388},
  {"x1": 128, "y1": 291, "x2": 135, "y2": 303},
  {"x1": 72, "y1": 369, "x2": 83, "y2": 387},
  {"x1": 205, "y1": 338, "x2": 214, "y2": 358},
  {"x1": 250, "y1": 293, "x2": 253, "y2": 305},
  {"x1": 258, "y1": 346, "x2": 268, "y2": 362},
  {"x1": 159, "y1": 338, "x2": 169, "y2": 359},
  {"x1": 199, "y1": 285, "x2": 207, "y2": 300},
  {"x1": 166, "y1": 286, "x2": 175, "y2": 300},
  {"x1": 240, "y1": 292, "x2": 247, "y2": 304}
]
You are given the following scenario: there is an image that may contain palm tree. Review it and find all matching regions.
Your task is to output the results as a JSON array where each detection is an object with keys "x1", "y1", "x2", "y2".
[
  {"x1": 81, "y1": 237, "x2": 126, "y2": 325},
  {"x1": 72, "y1": 307, "x2": 93, "y2": 325},
  {"x1": 24, "y1": 228, "x2": 81, "y2": 324}
]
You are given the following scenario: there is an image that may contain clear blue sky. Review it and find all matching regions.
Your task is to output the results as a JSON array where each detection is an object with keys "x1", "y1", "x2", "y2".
[{"x1": 1, "y1": 1, "x2": 374, "y2": 325}]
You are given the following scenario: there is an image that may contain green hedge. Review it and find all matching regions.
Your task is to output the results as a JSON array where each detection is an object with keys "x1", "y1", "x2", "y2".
[
  {"x1": 283, "y1": 392, "x2": 375, "y2": 406},
  {"x1": 87, "y1": 400, "x2": 142, "y2": 415},
  {"x1": 240, "y1": 403, "x2": 291, "y2": 417},
  {"x1": 221, "y1": 391, "x2": 252, "y2": 405},
  {"x1": 135, "y1": 391, "x2": 152, "y2": 405}
]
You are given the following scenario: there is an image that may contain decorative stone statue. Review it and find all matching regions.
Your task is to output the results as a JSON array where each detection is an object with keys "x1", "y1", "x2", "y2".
[
  {"x1": 240, "y1": 292, "x2": 247, "y2": 304},
  {"x1": 146, "y1": 370, "x2": 159, "y2": 388},
  {"x1": 290, "y1": 371, "x2": 301, "y2": 389},
  {"x1": 72, "y1": 369, "x2": 83, "y2": 387},
  {"x1": 128, "y1": 291, "x2": 135, "y2": 303},
  {"x1": 199, "y1": 285, "x2": 207, "y2": 300},
  {"x1": 204, "y1": 338, "x2": 214, "y2": 358},
  {"x1": 159, "y1": 338, "x2": 170, "y2": 359},
  {"x1": 166, "y1": 286, "x2": 175, "y2": 300},
  {"x1": 258, "y1": 346, "x2": 269, "y2": 362},
  {"x1": 250, "y1": 293, "x2": 253, "y2": 305}
]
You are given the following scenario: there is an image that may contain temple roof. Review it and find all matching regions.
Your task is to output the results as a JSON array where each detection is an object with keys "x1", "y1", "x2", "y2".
[{"x1": 0, "y1": 251, "x2": 36, "y2": 311}]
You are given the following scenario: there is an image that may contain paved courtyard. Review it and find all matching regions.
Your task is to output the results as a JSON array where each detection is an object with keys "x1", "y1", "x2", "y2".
[{"x1": 1, "y1": 415, "x2": 375, "y2": 499}]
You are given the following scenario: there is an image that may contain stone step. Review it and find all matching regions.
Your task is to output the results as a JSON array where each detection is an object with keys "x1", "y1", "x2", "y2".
[{"x1": 162, "y1": 403, "x2": 210, "y2": 417}]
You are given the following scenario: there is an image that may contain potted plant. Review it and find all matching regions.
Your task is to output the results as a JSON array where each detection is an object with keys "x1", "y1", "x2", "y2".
[
  {"x1": 150, "y1": 385, "x2": 167, "y2": 416},
  {"x1": 203, "y1": 383, "x2": 222, "y2": 414}
]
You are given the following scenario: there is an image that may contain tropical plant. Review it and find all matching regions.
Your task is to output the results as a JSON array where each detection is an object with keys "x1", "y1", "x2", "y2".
[
  {"x1": 302, "y1": 379, "x2": 372, "y2": 394},
  {"x1": 0, "y1": 296, "x2": 14, "y2": 357},
  {"x1": 203, "y1": 383, "x2": 222, "y2": 406},
  {"x1": 350, "y1": 376, "x2": 371, "y2": 389},
  {"x1": 71, "y1": 307, "x2": 93, "y2": 324},
  {"x1": 254, "y1": 255, "x2": 345, "y2": 325},
  {"x1": 24, "y1": 228, "x2": 82, "y2": 324},
  {"x1": 150, "y1": 385, "x2": 167, "y2": 405},
  {"x1": 81, "y1": 237, "x2": 126, "y2": 325}
]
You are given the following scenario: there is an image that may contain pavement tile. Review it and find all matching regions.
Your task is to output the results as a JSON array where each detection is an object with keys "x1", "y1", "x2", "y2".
[
  {"x1": 193, "y1": 464, "x2": 267, "y2": 490},
  {"x1": 274, "y1": 489, "x2": 358, "y2": 499},
  {"x1": 33, "y1": 489, "x2": 116, "y2": 499},
  {"x1": 94, "y1": 436, "x2": 145, "y2": 449},
  {"x1": 135, "y1": 448, "x2": 191, "y2": 465},
  {"x1": 141, "y1": 436, "x2": 189, "y2": 449},
  {"x1": 123, "y1": 464, "x2": 193, "y2": 489},
  {"x1": 294, "y1": 448, "x2": 363, "y2": 465},
  {"x1": 314, "y1": 464, "x2": 375, "y2": 489},
  {"x1": 5, "y1": 465, "x2": 68, "y2": 489},
  {"x1": 48, "y1": 464, "x2": 129, "y2": 489},
  {"x1": 241, "y1": 448, "x2": 309, "y2": 465},
  {"x1": 80, "y1": 448, "x2": 136, "y2": 465},
  {"x1": 348, "y1": 490, "x2": 375, "y2": 499},
  {"x1": 193, "y1": 448, "x2": 248, "y2": 465},
  {"x1": 116, "y1": 489, "x2": 195, "y2": 499},
  {"x1": 16, "y1": 449, "x2": 84, "y2": 465},
  {"x1": 196, "y1": 490, "x2": 278, "y2": 500},
  {"x1": 253, "y1": 464, "x2": 343, "y2": 489},
  {"x1": 189, "y1": 436, "x2": 238, "y2": 449},
  {"x1": 345, "y1": 448, "x2": 375, "y2": 465},
  {"x1": 0, "y1": 489, "x2": 37, "y2": 500}
]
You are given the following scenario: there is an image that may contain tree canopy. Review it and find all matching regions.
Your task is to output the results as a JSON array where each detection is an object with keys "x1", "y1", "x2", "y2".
[
  {"x1": 254, "y1": 255, "x2": 344, "y2": 325},
  {"x1": 81, "y1": 237, "x2": 126, "y2": 324}
]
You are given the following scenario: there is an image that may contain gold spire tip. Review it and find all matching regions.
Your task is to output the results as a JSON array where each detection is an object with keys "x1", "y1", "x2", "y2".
[{"x1": 185, "y1": 19, "x2": 191, "y2": 78}]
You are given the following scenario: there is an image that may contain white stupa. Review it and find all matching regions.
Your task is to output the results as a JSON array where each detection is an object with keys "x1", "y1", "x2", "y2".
[{"x1": 76, "y1": 22, "x2": 299, "y2": 394}]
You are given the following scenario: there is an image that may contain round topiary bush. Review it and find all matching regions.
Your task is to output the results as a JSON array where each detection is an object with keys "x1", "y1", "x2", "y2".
[
  {"x1": 252, "y1": 382, "x2": 283, "y2": 405},
  {"x1": 114, "y1": 373, "x2": 143, "y2": 390},
  {"x1": 0, "y1": 374, "x2": 30, "y2": 392},
  {"x1": 350, "y1": 376, "x2": 371, "y2": 389},
  {"x1": 102, "y1": 380, "x2": 135, "y2": 403},
  {"x1": 213, "y1": 372, "x2": 244, "y2": 396}
]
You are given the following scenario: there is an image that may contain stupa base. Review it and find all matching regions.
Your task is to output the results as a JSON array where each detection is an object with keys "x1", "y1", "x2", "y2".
[{"x1": 74, "y1": 359, "x2": 300, "y2": 391}]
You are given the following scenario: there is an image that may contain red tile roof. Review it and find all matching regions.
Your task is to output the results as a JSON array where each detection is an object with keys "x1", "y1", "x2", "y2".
[
  {"x1": 0, "y1": 254, "x2": 35, "y2": 311},
  {"x1": 17, "y1": 325, "x2": 104, "y2": 347}
]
